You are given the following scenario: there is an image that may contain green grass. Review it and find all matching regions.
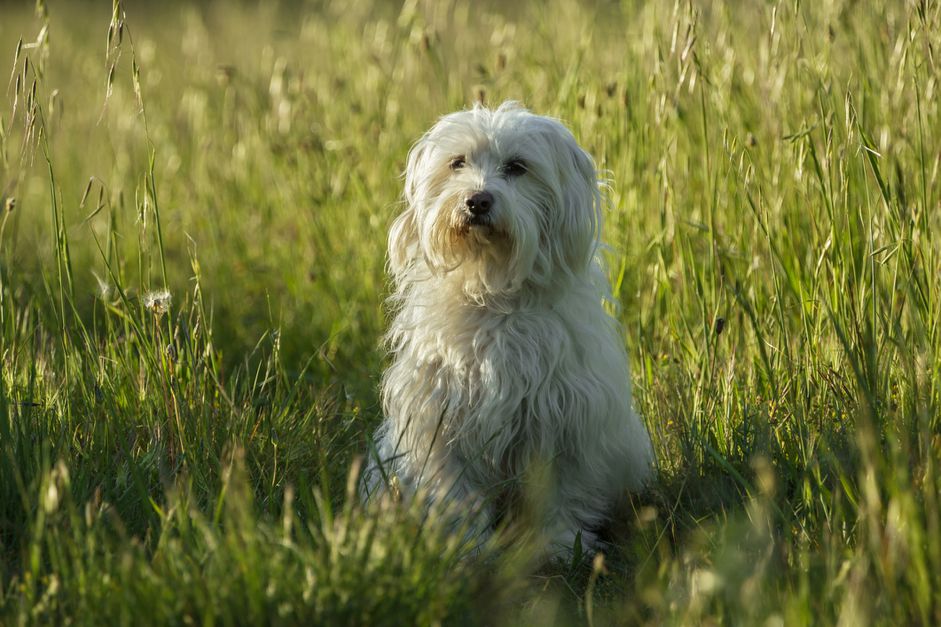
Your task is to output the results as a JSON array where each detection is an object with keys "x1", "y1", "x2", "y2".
[{"x1": 1, "y1": 0, "x2": 940, "y2": 624}]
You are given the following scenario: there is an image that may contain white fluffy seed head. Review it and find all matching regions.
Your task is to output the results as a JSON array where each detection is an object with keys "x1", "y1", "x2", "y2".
[{"x1": 389, "y1": 101, "x2": 602, "y2": 300}]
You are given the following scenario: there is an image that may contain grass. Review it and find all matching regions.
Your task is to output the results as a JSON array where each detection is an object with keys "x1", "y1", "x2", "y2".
[{"x1": 0, "y1": 0, "x2": 939, "y2": 623}]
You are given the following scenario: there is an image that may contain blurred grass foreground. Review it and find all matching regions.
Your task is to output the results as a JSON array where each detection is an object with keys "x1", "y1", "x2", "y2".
[{"x1": 1, "y1": 0, "x2": 941, "y2": 624}]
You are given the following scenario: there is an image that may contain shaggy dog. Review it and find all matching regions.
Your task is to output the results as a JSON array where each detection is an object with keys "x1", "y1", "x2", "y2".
[{"x1": 361, "y1": 101, "x2": 655, "y2": 558}]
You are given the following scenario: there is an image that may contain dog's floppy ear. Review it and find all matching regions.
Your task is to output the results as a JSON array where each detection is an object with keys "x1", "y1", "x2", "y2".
[
  {"x1": 549, "y1": 121, "x2": 601, "y2": 275},
  {"x1": 388, "y1": 137, "x2": 430, "y2": 279},
  {"x1": 388, "y1": 207, "x2": 417, "y2": 279}
]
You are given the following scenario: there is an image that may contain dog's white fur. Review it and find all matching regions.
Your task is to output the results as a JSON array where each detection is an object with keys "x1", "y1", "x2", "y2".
[{"x1": 362, "y1": 101, "x2": 655, "y2": 557}]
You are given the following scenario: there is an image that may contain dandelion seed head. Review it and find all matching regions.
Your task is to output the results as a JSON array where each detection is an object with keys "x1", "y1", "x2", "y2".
[{"x1": 143, "y1": 289, "x2": 172, "y2": 314}]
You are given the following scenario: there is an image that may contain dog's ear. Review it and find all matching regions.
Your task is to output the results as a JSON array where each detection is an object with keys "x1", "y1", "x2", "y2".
[
  {"x1": 388, "y1": 137, "x2": 430, "y2": 279},
  {"x1": 388, "y1": 208, "x2": 417, "y2": 278},
  {"x1": 549, "y1": 122, "x2": 601, "y2": 275}
]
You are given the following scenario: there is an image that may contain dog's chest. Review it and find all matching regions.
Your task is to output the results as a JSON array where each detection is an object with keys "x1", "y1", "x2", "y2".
[{"x1": 416, "y1": 307, "x2": 577, "y2": 421}]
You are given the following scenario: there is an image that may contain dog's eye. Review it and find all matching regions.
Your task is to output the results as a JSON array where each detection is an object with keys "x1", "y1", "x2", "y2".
[
  {"x1": 502, "y1": 159, "x2": 527, "y2": 177},
  {"x1": 449, "y1": 156, "x2": 466, "y2": 170}
]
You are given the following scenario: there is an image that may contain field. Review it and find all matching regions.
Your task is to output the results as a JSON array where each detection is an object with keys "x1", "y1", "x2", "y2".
[{"x1": 1, "y1": 0, "x2": 940, "y2": 624}]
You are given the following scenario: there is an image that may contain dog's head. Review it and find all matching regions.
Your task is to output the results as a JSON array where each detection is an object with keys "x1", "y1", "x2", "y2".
[{"x1": 390, "y1": 101, "x2": 602, "y2": 299}]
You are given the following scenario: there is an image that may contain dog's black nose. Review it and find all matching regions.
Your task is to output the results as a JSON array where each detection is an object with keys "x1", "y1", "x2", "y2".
[{"x1": 466, "y1": 191, "x2": 494, "y2": 215}]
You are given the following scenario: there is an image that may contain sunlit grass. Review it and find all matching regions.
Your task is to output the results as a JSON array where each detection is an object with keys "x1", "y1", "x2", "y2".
[{"x1": 1, "y1": 0, "x2": 940, "y2": 624}]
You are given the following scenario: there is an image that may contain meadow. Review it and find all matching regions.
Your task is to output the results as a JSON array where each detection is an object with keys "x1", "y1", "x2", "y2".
[{"x1": 1, "y1": 0, "x2": 939, "y2": 624}]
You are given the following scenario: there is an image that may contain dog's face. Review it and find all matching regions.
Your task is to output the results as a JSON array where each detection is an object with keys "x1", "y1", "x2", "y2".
[{"x1": 390, "y1": 102, "x2": 601, "y2": 298}]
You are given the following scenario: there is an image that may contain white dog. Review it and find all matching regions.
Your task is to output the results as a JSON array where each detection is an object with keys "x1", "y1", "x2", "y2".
[{"x1": 362, "y1": 101, "x2": 655, "y2": 558}]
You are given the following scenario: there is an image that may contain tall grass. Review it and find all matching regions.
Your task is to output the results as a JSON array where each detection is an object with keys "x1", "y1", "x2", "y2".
[{"x1": 0, "y1": 0, "x2": 939, "y2": 624}]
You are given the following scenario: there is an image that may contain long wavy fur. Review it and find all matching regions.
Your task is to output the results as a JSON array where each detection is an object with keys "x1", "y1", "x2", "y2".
[{"x1": 362, "y1": 101, "x2": 655, "y2": 557}]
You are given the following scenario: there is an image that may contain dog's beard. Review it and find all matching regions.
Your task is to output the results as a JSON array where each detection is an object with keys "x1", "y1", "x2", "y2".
[{"x1": 420, "y1": 196, "x2": 527, "y2": 301}]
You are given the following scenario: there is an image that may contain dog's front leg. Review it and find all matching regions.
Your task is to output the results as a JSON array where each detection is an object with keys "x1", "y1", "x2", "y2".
[
  {"x1": 542, "y1": 479, "x2": 611, "y2": 560},
  {"x1": 435, "y1": 464, "x2": 497, "y2": 555}
]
